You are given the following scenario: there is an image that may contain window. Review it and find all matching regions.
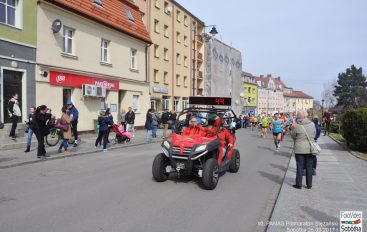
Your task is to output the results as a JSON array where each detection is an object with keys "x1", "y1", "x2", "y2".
[
  {"x1": 162, "y1": 97, "x2": 170, "y2": 111},
  {"x1": 174, "y1": 97, "x2": 180, "y2": 112},
  {"x1": 132, "y1": 95, "x2": 139, "y2": 112},
  {"x1": 151, "y1": 100, "x2": 157, "y2": 112},
  {"x1": 154, "y1": 19, "x2": 159, "y2": 33},
  {"x1": 164, "y1": 72, "x2": 168, "y2": 84},
  {"x1": 176, "y1": 31, "x2": 180, "y2": 43},
  {"x1": 153, "y1": 69, "x2": 159, "y2": 82},
  {"x1": 130, "y1": 48, "x2": 137, "y2": 70},
  {"x1": 252, "y1": 88, "x2": 256, "y2": 94},
  {"x1": 176, "y1": 10, "x2": 181, "y2": 22},
  {"x1": 164, "y1": 48, "x2": 168, "y2": 61},
  {"x1": 182, "y1": 97, "x2": 189, "y2": 109},
  {"x1": 176, "y1": 74, "x2": 180, "y2": 86},
  {"x1": 184, "y1": 15, "x2": 188, "y2": 26},
  {"x1": 176, "y1": 53, "x2": 180, "y2": 65},
  {"x1": 63, "y1": 27, "x2": 74, "y2": 54},
  {"x1": 154, "y1": 44, "x2": 159, "y2": 58},
  {"x1": 183, "y1": 35, "x2": 188, "y2": 46},
  {"x1": 184, "y1": 76, "x2": 188, "y2": 87},
  {"x1": 164, "y1": 24, "x2": 169, "y2": 37},
  {"x1": 124, "y1": 8, "x2": 135, "y2": 22},
  {"x1": 248, "y1": 87, "x2": 251, "y2": 93},
  {"x1": 0, "y1": 0, "x2": 20, "y2": 27},
  {"x1": 184, "y1": 56, "x2": 188, "y2": 67},
  {"x1": 63, "y1": 88, "x2": 72, "y2": 107},
  {"x1": 100, "y1": 39, "x2": 109, "y2": 63},
  {"x1": 94, "y1": 0, "x2": 102, "y2": 6},
  {"x1": 154, "y1": 0, "x2": 159, "y2": 8}
]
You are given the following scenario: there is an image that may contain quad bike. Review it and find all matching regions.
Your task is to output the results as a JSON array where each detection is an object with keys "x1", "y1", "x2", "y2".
[{"x1": 152, "y1": 97, "x2": 241, "y2": 190}]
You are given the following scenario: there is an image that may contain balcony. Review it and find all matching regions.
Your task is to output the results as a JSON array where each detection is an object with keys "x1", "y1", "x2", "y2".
[
  {"x1": 197, "y1": 71, "x2": 203, "y2": 79},
  {"x1": 197, "y1": 52, "x2": 203, "y2": 61},
  {"x1": 197, "y1": 34, "x2": 203, "y2": 44}
]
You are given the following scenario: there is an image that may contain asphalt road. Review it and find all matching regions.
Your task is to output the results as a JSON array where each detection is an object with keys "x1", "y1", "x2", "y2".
[{"x1": 0, "y1": 128, "x2": 292, "y2": 232}]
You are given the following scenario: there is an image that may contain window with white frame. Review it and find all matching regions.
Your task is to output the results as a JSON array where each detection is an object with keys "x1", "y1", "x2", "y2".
[
  {"x1": 101, "y1": 39, "x2": 109, "y2": 63},
  {"x1": 164, "y1": 72, "x2": 168, "y2": 84},
  {"x1": 130, "y1": 48, "x2": 137, "y2": 70},
  {"x1": 174, "y1": 97, "x2": 180, "y2": 112},
  {"x1": 176, "y1": 74, "x2": 180, "y2": 86},
  {"x1": 63, "y1": 27, "x2": 74, "y2": 54},
  {"x1": 182, "y1": 97, "x2": 189, "y2": 109},
  {"x1": 132, "y1": 95, "x2": 139, "y2": 112},
  {"x1": 162, "y1": 97, "x2": 170, "y2": 111},
  {"x1": 154, "y1": 69, "x2": 159, "y2": 82},
  {"x1": 0, "y1": 0, "x2": 21, "y2": 27}
]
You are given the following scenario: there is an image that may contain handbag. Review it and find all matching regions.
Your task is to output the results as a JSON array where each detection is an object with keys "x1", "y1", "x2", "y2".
[
  {"x1": 55, "y1": 119, "x2": 69, "y2": 132},
  {"x1": 300, "y1": 125, "x2": 321, "y2": 155}
]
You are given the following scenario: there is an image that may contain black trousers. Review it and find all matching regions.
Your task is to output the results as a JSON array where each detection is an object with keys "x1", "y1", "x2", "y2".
[
  {"x1": 95, "y1": 130, "x2": 108, "y2": 149},
  {"x1": 35, "y1": 132, "x2": 46, "y2": 156},
  {"x1": 9, "y1": 115, "x2": 18, "y2": 137},
  {"x1": 71, "y1": 122, "x2": 78, "y2": 141},
  {"x1": 295, "y1": 154, "x2": 314, "y2": 187},
  {"x1": 324, "y1": 121, "x2": 330, "y2": 135}
]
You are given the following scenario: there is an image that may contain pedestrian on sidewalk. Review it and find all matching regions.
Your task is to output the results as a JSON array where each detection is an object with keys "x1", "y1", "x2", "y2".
[
  {"x1": 291, "y1": 110, "x2": 316, "y2": 189},
  {"x1": 66, "y1": 100, "x2": 79, "y2": 147},
  {"x1": 58, "y1": 107, "x2": 72, "y2": 155},
  {"x1": 24, "y1": 106, "x2": 36, "y2": 153},
  {"x1": 125, "y1": 107, "x2": 135, "y2": 138},
  {"x1": 145, "y1": 109, "x2": 154, "y2": 143},
  {"x1": 170, "y1": 110, "x2": 177, "y2": 133},
  {"x1": 105, "y1": 108, "x2": 114, "y2": 144},
  {"x1": 151, "y1": 111, "x2": 159, "y2": 138},
  {"x1": 95, "y1": 111, "x2": 112, "y2": 152},
  {"x1": 161, "y1": 109, "x2": 170, "y2": 138},
  {"x1": 322, "y1": 109, "x2": 331, "y2": 136},
  {"x1": 34, "y1": 105, "x2": 52, "y2": 159},
  {"x1": 8, "y1": 93, "x2": 21, "y2": 140},
  {"x1": 120, "y1": 109, "x2": 126, "y2": 131}
]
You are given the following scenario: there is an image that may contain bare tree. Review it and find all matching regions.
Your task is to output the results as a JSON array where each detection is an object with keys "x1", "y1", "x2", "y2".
[{"x1": 322, "y1": 80, "x2": 337, "y2": 108}]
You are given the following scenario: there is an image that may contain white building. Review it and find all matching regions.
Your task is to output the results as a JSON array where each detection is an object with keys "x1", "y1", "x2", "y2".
[{"x1": 255, "y1": 75, "x2": 286, "y2": 115}]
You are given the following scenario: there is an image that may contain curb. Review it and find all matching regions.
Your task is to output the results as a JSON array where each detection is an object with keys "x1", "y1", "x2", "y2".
[
  {"x1": 328, "y1": 135, "x2": 367, "y2": 161},
  {"x1": 0, "y1": 139, "x2": 163, "y2": 169}
]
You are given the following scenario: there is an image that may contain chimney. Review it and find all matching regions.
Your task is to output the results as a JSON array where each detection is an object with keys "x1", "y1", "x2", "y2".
[
  {"x1": 267, "y1": 74, "x2": 272, "y2": 78},
  {"x1": 260, "y1": 75, "x2": 264, "y2": 78}
]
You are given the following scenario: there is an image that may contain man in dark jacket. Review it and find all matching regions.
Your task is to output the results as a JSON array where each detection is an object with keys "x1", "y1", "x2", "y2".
[
  {"x1": 33, "y1": 105, "x2": 52, "y2": 159},
  {"x1": 8, "y1": 93, "x2": 21, "y2": 140},
  {"x1": 125, "y1": 107, "x2": 135, "y2": 137},
  {"x1": 66, "y1": 100, "x2": 79, "y2": 147},
  {"x1": 161, "y1": 109, "x2": 170, "y2": 138},
  {"x1": 170, "y1": 110, "x2": 177, "y2": 133}
]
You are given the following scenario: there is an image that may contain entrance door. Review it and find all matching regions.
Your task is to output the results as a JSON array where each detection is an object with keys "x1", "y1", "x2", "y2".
[{"x1": 3, "y1": 70, "x2": 22, "y2": 123}]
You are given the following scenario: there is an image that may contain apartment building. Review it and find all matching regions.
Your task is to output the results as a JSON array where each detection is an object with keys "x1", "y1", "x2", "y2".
[
  {"x1": 242, "y1": 72, "x2": 258, "y2": 115},
  {"x1": 36, "y1": 0, "x2": 152, "y2": 131},
  {"x1": 283, "y1": 89, "x2": 314, "y2": 113},
  {"x1": 256, "y1": 75, "x2": 286, "y2": 115}
]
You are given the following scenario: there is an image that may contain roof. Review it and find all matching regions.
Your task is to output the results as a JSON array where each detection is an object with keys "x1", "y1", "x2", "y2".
[
  {"x1": 284, "y1": 90, "x2": 313, "y2": 99},
  {"x1": 171, "y1": 0, "x2": 205, "y2": 26},
  {"x1": 242, "y1": 71, "x2": 253, "y2": 77},
  {"x1": 47, "y1": 0, "x2": 152, "y2": 44}
]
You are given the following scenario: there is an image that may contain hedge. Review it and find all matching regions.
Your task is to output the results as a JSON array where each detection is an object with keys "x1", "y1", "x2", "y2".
[{"x1": 341, "y1": 108, "x2": 367, "y2": 151}]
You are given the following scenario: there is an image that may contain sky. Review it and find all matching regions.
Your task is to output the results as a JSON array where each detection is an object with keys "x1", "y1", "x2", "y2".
[{"x1": 177, "y1": 0, "x2": 367, "y2": 101}]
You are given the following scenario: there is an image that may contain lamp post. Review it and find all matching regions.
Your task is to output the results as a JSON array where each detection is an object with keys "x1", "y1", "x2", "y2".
[
  {"x1": 192, "y1": 25, "x2": 218, "y2": 96},
  {"x1": 321, "y1": 99, "x2": 325, "y2": 119}
]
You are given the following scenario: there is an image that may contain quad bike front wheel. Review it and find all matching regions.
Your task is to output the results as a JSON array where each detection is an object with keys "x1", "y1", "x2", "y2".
[
  {"x1": 152, "y1": 153, "x2": 170, "y2": 182},
  {"x1": 202, "y1": 158, "x2": 219, "y2": 190}
]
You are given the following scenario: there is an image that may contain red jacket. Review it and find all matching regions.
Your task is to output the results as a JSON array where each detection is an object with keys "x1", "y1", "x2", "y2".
[{"x1": 182, "y1": 125, "x2": 206, "y2": 136}]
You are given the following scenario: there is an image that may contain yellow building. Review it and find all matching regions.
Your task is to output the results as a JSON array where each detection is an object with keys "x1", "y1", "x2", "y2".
[
  {"x1": 242, "y1": 72, "x2": 258, "y2": 115},
  {"x1": 135, "y1": 0, "x2": 205, "y2": 112},
  {"x1": 36, "y1": 0, "x2": 152, "y2": 131}
]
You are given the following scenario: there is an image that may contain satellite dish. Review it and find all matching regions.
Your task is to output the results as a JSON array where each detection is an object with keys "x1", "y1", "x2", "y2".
[{"x1": 51, "y1": 19, "x2": 62, "y2": 33}]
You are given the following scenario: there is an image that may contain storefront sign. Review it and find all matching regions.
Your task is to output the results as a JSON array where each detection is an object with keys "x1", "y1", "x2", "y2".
[
  {"x1": 50, "y1": 71, "x2": 119, "y2": 91},
  {"x1": 153, "y1": 86, "x2": 168, "y2": 94}
]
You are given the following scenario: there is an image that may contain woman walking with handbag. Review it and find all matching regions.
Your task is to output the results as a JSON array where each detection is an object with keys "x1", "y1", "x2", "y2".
[
  {"x1": 291, "y1": 110, "x2": 317, "y2": 189},
  {"x1": 58, "y1": 107, "x2": 73, "y2": 155}
]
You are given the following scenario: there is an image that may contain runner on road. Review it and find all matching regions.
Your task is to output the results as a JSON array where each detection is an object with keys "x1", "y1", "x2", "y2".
[
  {"x1": 272, "y1": 113, "x2": 283, "y2": 151},
  {"x1": 261, "y1": 115, "x2": 268, "y2": 139}
]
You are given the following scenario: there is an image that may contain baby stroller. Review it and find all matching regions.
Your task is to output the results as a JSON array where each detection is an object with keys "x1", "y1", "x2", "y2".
[{"x1": 111, "y1": 124, "x2": 133, "y2": 144}]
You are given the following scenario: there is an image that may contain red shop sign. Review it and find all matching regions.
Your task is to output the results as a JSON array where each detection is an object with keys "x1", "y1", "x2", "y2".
[{"x1": 49, "y1": 71, "x2": 120, "y2": 91}]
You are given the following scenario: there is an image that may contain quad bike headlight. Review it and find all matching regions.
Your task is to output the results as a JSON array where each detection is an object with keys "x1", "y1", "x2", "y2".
[
  {"x1": 163, "y1": 141, "x2": 170, "y2": 149},
  {"x1": 195, "y1": 144, "x2": 207, "y2": 153}
]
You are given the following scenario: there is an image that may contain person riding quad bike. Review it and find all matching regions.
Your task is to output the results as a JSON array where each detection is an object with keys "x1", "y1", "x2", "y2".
[{"x1": 182, "y1": 116, "x2": 206, "y2": 137}]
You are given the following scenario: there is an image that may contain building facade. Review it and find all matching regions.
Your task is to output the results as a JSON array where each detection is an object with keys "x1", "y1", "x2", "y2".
[
  {"x1": 0, "y1": 0, "x2": 37, "y2": 124},
  {"x1": 204, "y1": 37, "x2": 243, "y2": 114},
  {"x1": 255, "y1": 75, "x2": 285, "y2": 115},
  {"x1": 283, "y1": 90, "x2": 314, "y2": 113},
  {"x1": 242, "y1": 72, "x2": 257, "y2": 115},
  {"x1": 36, "y1": 0, "x2": 151, "y2": 131}
]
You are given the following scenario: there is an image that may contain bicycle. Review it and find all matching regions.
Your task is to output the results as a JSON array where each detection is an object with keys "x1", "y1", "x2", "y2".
[{"x1": 46, "y1": 126, "x2": 77, "y2": 147}]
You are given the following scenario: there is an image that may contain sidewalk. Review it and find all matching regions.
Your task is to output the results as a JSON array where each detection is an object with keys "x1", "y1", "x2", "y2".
[
  {"x1": 267, "y1": 136, "x2": 367, "y2": 231},
  {"x1": 0, "y1": 129, "x2": 164, "y2": 169}
]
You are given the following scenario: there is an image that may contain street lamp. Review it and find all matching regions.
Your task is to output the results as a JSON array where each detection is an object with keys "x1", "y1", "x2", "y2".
[{"x1": 321, "y1": 99, "x2": 325, "y2": 119}]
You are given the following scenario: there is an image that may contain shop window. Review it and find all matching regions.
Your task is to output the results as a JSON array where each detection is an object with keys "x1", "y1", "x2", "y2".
[
  {"x1": 182, "y1": 97, "x2": 189, "y2": 109},
  {"x1": 162, "y1": 97, "x2": 170, "y2": 111},
  {"x1": 63, "y1": 27, "x2": 74, "y2": 54},
  {"x1": 132, "y1": 95, "x2": 139, "y2": 112},
  {"x1": 63, "y1": 88, "x2": 72, "y2": 106},
  {"x1": 174, "y1": 97, "x2": 180, "y2": 112},
  {"x1": 0, "y1": 0, "x2": 21, "y2": 27}
]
